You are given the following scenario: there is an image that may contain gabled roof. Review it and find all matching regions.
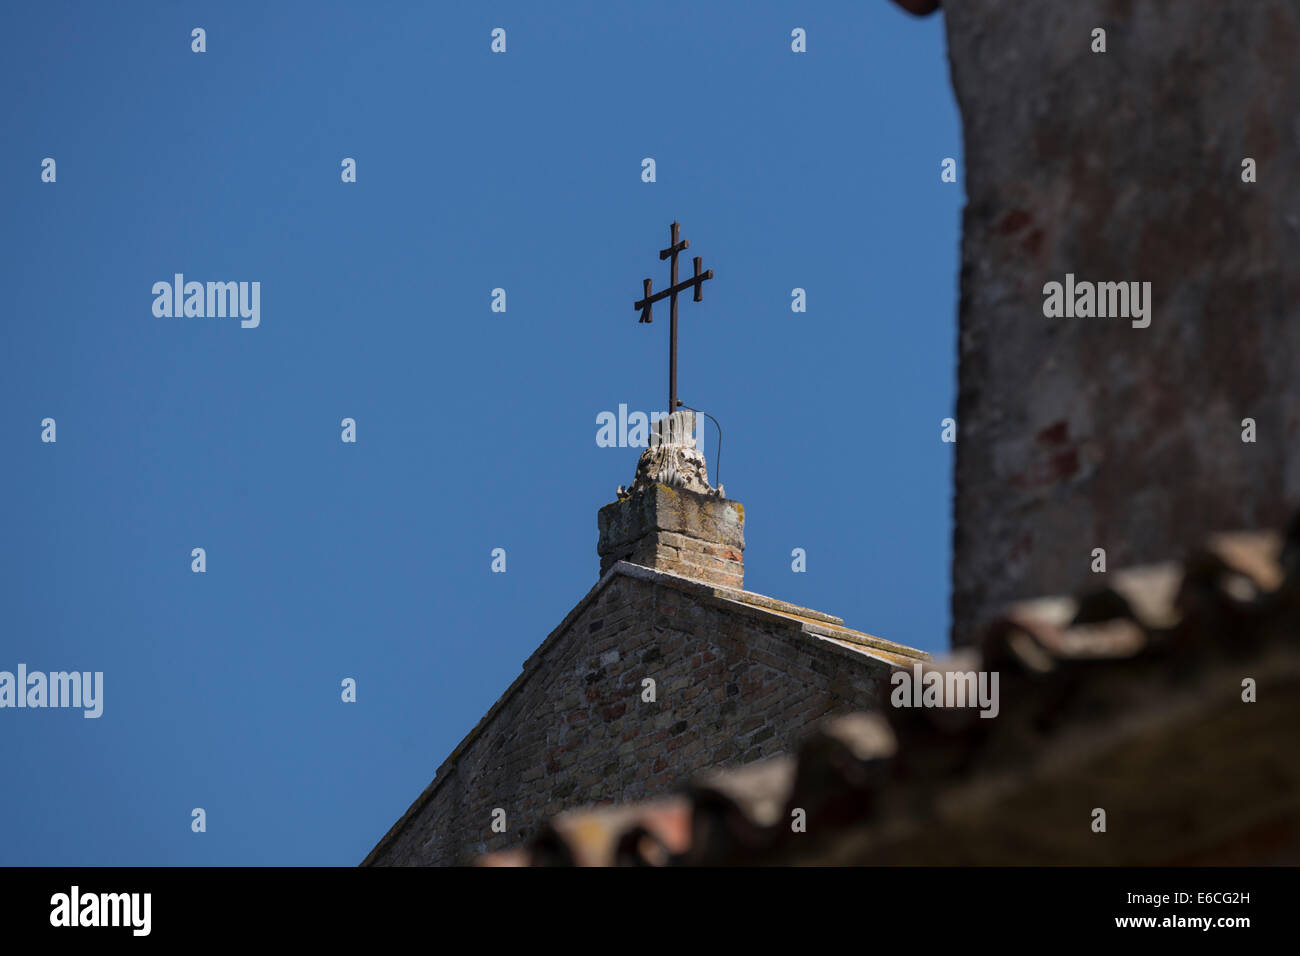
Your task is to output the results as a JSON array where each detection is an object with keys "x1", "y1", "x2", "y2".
[
  {"x1": 616, "y1": 562, "x2": 929, "y2": 669},
  {"x1": 479, "y1": 515, "x2": 1300, "y2": 866},
  {"x1": 361, "y1": 560, "x2": 926, "y2": 866}
]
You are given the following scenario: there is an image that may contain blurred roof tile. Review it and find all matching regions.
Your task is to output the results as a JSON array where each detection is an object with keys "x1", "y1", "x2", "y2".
[{"x1": 478, "y1": 515, "x2": 1300, "y2": 865}]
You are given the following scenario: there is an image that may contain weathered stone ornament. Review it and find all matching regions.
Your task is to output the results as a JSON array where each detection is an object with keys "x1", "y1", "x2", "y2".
[
  {"x1": 601, "y1": 410, "x2": 743, "y2": 588},
  {"x1": 617, "y1": 410, "x2": 723, "y2": 500}
]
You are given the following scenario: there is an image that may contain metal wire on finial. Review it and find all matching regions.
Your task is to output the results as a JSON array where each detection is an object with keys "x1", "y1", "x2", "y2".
[{"x1": 676, "y1": 401, "x2": 722, "y2": 491}]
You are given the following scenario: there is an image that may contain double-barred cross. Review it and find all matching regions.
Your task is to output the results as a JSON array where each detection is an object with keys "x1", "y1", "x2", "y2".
[{"x1": 633, "y1": 221, "x2": 714, "y2": 415}]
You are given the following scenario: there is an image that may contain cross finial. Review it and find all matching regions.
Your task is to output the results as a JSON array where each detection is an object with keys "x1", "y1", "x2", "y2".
[{"x1": 633, "y1": 221, "x2": 714, "y2": 415}]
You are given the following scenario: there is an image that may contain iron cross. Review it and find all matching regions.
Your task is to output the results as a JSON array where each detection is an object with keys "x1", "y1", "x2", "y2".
[{"x1": 634, "y1": 221, "x2": 714, "y2": 415}]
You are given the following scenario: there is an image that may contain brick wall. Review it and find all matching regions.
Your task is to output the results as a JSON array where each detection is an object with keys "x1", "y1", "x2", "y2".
[
  {"x1": 365, "y1": 569, "x2": 892, "y2": 865},
  {"x1": 598, "y1": 484, "x2": 746, "y2": 589}
]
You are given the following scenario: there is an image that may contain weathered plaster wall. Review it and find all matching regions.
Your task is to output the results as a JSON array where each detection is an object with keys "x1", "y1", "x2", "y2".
[{"x1": 944, "y1": 0, "x2": 1300, "y2": 643}]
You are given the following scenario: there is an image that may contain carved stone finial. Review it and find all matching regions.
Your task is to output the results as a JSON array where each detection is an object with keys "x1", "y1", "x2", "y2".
[{"x1": 622, "y1": 411, "x2": 721, "y2": 497}]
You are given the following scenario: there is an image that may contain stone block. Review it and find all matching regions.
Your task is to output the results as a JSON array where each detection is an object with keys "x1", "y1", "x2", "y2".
[{"x1": 597, "y1": 484, "x2": 745, "y2": 587}]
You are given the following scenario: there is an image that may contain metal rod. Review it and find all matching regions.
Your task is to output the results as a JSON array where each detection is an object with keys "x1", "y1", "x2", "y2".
[
  {"x1": 669, "y1": 222, "x2": 679, "y2": 412},
  {"x1": 660, "y1": 239, "x2": 689, "y2": 260},
  {"x1": 634, "y1": 273, "x2": 710, "y2": 310},
  {"x1": 639, "y1": 278, "x2": 653, "y2": 322}
]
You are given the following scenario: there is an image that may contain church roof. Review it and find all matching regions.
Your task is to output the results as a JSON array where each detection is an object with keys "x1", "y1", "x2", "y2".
[
  {"x1": 476, "y1": 515, "x2": 1300, "y2": 865},
  {"x1": 361, "y1": 559, "x2": 927, "y2": 866}
]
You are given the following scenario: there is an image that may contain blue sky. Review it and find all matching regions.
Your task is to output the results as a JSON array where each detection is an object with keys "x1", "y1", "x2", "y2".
[{"x1": 0, "y1": 1, "x2": 962, "y2": 865}]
